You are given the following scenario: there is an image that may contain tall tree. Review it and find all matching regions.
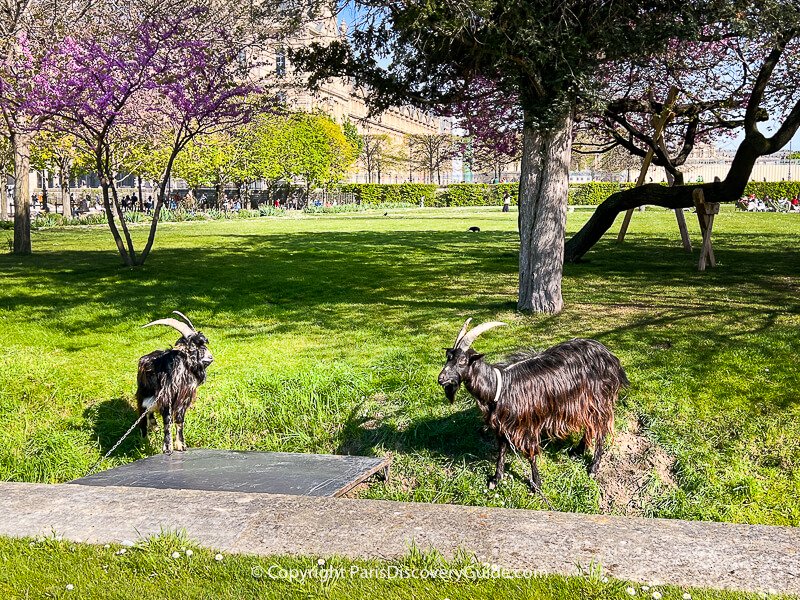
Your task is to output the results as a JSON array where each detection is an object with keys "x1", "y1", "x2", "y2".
[
  {"x1": 23, "y1": 1, "x2": 258, "y2": 266},
  {"x1": 281, "y1": 112, "x2": 359, "y2": 200},
  {"x1": 360, "y1": 133, "x2": 401, "y2": 183},
  {"x1": 293, "y1": 0, "x2": 719, "y2": 312},
  {"x1": 408, "y1": 133, "x2": 458, "y2": 184},
  {"x1": 30, "y1": 131, "x2": 89, "y2": 217},
  {"x1": 0, "y1": 0, "x2": 87, "y2": 253}
]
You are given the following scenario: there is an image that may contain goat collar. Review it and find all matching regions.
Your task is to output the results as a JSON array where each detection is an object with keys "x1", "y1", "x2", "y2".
[{"x1": 492, "y1": 367, "x2": 503, "y2": 404}]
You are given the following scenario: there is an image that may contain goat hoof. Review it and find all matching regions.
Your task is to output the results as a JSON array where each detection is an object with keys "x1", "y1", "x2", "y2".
[
  {"x1": 174, "y1": 443, "x2": 187, "y2": 452},
  {"x1": 163, "y1": 446, "x2": 173, "y2": 455}
]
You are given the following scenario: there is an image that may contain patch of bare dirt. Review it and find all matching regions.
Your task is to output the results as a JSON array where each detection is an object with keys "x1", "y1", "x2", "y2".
[{"x1": 595, "y1": 418, "x2": 677, "y2": 516}]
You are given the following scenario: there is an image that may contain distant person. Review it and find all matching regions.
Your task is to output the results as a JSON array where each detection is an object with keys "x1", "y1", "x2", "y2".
[{"x1": 502, "y1": 192, "x2": 511, "y2": 213}]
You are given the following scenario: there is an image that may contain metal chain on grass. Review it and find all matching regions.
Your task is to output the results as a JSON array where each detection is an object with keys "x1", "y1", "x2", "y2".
[{"x1": 85, "y1": 407, "x2": 153, "y2": 476}]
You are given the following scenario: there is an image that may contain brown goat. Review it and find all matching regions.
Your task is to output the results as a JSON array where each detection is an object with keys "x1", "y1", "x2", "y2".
[{"x1": 438, "y1": 319, "x2": 628, "y2": 491}]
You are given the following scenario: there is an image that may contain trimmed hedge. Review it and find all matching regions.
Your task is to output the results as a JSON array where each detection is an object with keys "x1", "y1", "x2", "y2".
[
  {"x1": 436, "y1": 182, "x2": 634, "y2": 207},
  {"x1": 435, "y1": 183, "x2": 517, "y2": 207},
  {"x1": 339, "y1": 183, "x2": 438, "y2": 205},
  {"x1": 743, "y1": 181, "x2": 800, "y2": 199},
  {"x1": 568, "y1": 182, "x2": 636, "y2": 206}
]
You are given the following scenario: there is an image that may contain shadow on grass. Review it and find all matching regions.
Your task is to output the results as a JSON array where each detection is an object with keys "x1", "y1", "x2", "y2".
[
  {"x1": 83, "y1": 397, "x2": 147, "y2": 457},
  {"x1": 3, "y1": 226, "x2": 799, "y2": 420},
  {"x1": 0, "y1": 230, "x2": 519, "y2": 334},
  {"x1": 337, "y1": 401, "x2": 584, "y2": 471},
  {"x1": 337, "y1": 404, "x2": 493, "y2": 461},
  {"x1": 1, "y1": 229, "x2": 798, "y2": 331}
]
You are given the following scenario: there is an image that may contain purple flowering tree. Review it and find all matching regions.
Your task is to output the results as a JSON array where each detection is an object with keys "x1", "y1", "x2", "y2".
[
  {"x1": 0, "y1": 0, "x2": 90, "y2": 253},
  {"x1": 450, "y1": 77, "x2": 522, "y2": 182},
  {"x1": 23, "y1": 4, "x2": 257, "y2": 266}
]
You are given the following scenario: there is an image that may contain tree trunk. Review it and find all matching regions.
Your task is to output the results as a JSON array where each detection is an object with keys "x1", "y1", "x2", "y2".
[
  {"x1": 41, "y1": 173, "x2": 49, "y2": 213},
  {"x1": 60, "y1": 162, "x2": 72, "y2": 219},
  {"x1": 215, "y1": 181, "x2": 224, "y2": 209},
  {"x1": 139, "y1": 145, "x2": 182, "y2": 266},
  {"x1": 0, "y1": 172, "x2": 7, "y2": 221},
  {"x1": 100, "y1": 178, "x2": 133, "y2": 266},
  {"x1": 12, "y1": 131, "x2": 32, "y2": 254},
  {"x1": 137, "y1": 175, "x2": 143, "y2": 211},
  {"x1": 517, "y1": 111, "x2": 573, "y2": 314},
  {"x1": 249, "y1": 184, "x2": 258, "y2": 209}
]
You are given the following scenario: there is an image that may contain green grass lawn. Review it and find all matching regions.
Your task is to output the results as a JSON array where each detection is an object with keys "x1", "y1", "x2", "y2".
[
  {"x1": 0, "y1": 206, "x2": 798, "y2": 525},
  {"x1": 1, "y1": 534, "x2": 790, "y2": 600}
]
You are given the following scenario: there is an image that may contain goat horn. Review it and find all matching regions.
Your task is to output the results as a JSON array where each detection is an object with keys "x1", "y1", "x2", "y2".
[
  {"x1": 142, "y1": 318, "x2": 195, "y2": 340},
  {"x1": 457, "y1": 321, "x2": 507, "y2": 350},
  {"x1": 172, "y1": 311, "x2": 196, "y2": 331},
  {"x1": 454, "y1": 318, "x2": 472, "y2": 348}
]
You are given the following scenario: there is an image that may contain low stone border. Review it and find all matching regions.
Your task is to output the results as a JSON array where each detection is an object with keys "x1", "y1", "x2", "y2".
[{"x1": 0, "y1": 482, "x2": 797, "y2": 594}]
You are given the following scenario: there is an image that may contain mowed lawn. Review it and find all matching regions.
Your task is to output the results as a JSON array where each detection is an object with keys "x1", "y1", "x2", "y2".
[
  {"x1": 1, "y1": 534, "x2": 787, "y2": 600},
  {"x1": 0, "y1": 207, "x2": 798, "y2": 525}
]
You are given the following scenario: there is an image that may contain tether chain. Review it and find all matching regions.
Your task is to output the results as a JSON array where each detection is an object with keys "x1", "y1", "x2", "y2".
[{"x1": 85, "y1": 407, "x2": 154, "y2": 476}]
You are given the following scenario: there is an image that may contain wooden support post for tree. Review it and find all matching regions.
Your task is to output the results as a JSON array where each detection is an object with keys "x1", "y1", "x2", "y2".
[
  {"x1": 659, "y1": 138, "x2": 693, "y2": 253},
  {"x1": 617, "y1": 86, "x2": 679, "y2": 243},
  {"x1": 674, "y1": 209, "x2": 692, "y2": 251},
  {"x1": 693, "y1": 188, "x2": 719, "y2": 271}
]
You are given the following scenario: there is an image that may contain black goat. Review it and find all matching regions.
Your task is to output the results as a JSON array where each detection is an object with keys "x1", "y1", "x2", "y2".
[
  {"x1": 438, "y1": 319, "x2": 628, "y2": 491},
  {"x1": 136, "y1": 311, "x2": 213, "y2": 454}
]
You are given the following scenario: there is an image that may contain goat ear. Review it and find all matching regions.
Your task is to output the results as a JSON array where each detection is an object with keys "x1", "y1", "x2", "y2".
[{"x1": 468, "y1": 353, "x2": 484, "y2": 364}]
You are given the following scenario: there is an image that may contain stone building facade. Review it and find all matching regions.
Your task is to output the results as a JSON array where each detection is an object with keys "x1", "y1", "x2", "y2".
[{"x1": 266, "y1": 15, "x2": 458, "y2": 184}]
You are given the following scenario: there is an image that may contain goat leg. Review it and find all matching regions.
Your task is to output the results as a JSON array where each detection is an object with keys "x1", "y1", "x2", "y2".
[
  {"x1": 488, "y1": 436, "x2": 509, "y2": 490},
  {"x1": 528, "y1": 455, "x2": 542, "y2": 492},
  {"x1": 162, "y1": 408, "x2": 173, "y2": 454},
  {"x1": 174, "y1": 406, "x2": 188, "y2": 452},
  {"x1": 568, "y1": 434, "x2": 587, "y2": 459},
  {"x1": 588, "y1": 434, "x2": 606, "y2": 477},
  {"x1": 174, "y1": 423, "x2": 186, "y2": 452},
  {"x1": 138, "y1": 407, "x2": 149, "y2": 438}
]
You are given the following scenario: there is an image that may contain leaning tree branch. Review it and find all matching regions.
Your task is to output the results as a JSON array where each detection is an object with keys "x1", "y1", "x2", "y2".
[
  {"x1": 563, "y1": 127, "x2": 767, "y2": 263},
  {"x1": 744, "y1": 30, "x2": 795, "y2": 135},
  {"x1": 766, "y1": 97, "x2": 800, "y2": 153}
]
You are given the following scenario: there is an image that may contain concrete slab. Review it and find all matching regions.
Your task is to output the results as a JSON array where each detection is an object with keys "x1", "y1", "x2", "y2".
[
  {"x1": 69, "y1": 449, "x2": 390, "y2": 497},
  {"x1": 0, "y1": 482, "x2": 797, "y2": 594}
]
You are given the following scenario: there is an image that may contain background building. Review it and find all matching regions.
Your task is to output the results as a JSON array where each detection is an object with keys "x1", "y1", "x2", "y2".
[{"x1": 271, "y1": 14, "x2": 458, "y2": 184}]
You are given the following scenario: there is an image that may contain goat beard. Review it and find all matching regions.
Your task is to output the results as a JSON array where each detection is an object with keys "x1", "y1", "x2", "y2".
[{"x1": 443, "y1": 382, "x2": 459, "y2": 404}]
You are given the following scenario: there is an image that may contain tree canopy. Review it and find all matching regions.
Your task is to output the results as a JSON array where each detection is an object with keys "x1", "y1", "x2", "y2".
[{"x1": 294, "y1": 1, "x2": 738, "y2": 312}]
